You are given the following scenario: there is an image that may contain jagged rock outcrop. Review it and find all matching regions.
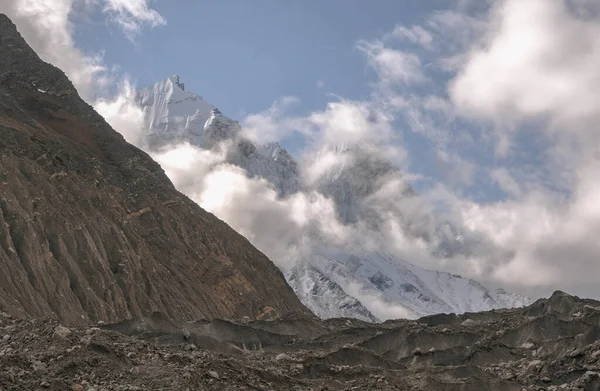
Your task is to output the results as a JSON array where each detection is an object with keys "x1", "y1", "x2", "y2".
[{"x1": 0, "y1": 14, "x2": 310, "y2": 326}]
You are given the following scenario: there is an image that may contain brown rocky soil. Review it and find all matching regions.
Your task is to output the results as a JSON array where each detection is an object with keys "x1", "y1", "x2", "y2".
[
  {"x1": 0, "y1": 13, "x2": 310, "y2": 326},
  {"x1": 1, "y1": 291, "x2": 600, "y2": 391}
]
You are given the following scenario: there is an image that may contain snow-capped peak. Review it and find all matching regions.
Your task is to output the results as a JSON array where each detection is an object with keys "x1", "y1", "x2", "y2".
[
  {"x1": 136, "y1": 76, "x2": 216, "y2": 148},
  {"x1": 136, "y1": 75, "x2": 301, "y2": 195}
]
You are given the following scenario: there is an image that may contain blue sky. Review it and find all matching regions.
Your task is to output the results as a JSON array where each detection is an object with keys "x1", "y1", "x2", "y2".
[
  {"x1": 73, "y1": 0, "x2": 496, "y2": 200},
  {"x1": 76, "y1": 1, "x2": 438, "y2": 117},
  {"x1": 67, "y1": 0, "x2": 577, "y2": 208}
]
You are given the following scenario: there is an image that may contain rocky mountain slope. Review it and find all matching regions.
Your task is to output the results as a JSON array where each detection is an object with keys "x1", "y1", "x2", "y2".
[
  {"x1": 135, "y1": 76, "x2": 531, "y2": 322},
  {"x1": 1, "y1": 291, "x2": 599, "y2": 390},
  {"x1": 0, "y1": 14, "x2": 310, "y2": 326}
]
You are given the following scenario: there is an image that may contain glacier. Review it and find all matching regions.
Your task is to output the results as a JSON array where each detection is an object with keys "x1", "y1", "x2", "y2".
[{"x1": 135, "y1": 75, "x2": 532, "y2": 322}]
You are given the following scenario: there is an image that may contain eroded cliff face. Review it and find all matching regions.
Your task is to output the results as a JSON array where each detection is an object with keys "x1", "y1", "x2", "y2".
[{"x1": 0, "y1": 14, "x2": 310, "y2": 326}]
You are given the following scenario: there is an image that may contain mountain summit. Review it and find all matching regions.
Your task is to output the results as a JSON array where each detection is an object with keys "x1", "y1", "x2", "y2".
[
  {"x1": 135, "y1": 75, "x2": 301, "y2": 195},
  {"x1": 0, "y1": 14, "x2": 309, "y2": 325}
]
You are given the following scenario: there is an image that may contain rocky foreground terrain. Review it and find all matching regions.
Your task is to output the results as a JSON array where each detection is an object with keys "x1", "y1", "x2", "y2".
[{"x1": 1, "y1": 291, "x2": 599, "y2": 391}]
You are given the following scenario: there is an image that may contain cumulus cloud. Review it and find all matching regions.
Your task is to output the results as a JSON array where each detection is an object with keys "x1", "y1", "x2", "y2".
[
  {"x1": 307, "y1": 100, "x2": 398, "y2": 146},
  {"x1": 450, "y1": 0, "x2": 600, "y2": 125},
  {"x1": 241, "y1": 0, "x2": 600, "y2": 302},
  {"x1": 302, "y1": 146, "x2": 353, "y2": 186},
  {"x1": 241, "y1": 96, "x2": 301, "y2": 144},
  {"x1": 338, "y1": 0, "x2": 600, "y2": 301}
]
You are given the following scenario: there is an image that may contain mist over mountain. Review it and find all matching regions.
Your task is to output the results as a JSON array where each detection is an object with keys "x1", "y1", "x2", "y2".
[{"x1": 133, "y1": 75, "x2": 531, "y2": 322}]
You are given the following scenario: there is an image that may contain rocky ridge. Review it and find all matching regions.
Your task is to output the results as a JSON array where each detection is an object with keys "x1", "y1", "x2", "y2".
[{"x1": 1, "y1": 291, "x2": 599, "y2": 390}]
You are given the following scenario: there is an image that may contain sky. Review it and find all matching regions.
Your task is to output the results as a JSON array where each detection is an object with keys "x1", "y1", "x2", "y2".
[
  {"x1": 2, "y1": 0, "x2": 600, "y2": 304},
  {"x1": 72, "y1": 0, "x2": 493, "y2": 199},
  {"x1": 75, "y1": 1, "x2": 439, "y2": 116}
]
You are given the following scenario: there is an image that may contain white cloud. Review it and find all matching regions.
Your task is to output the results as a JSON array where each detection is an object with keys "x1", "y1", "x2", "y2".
[
  {"x1": 385, "y1": 25, "x2": 433, "y2": 48},
  {"x1": 307, "y1": 100, "x2": 397, "y2": 146},
  {"x1": 357, "y1": 39, "x2": 427, "y2": 85},
  {"x1": 298, "y1": 0, "x2": 600, "y2": 301},
  {"x1": 450, "y1": 0, "x2": 600, "y2": 125},
  {"x1": 241, "y1": 96, "x2": 301, "y2": 144},
  {"x1": 102, "y1": 0, "x2": 165, "y2": 38},
  {"x1": 152, "y1": 142, "x2": 350, "y2": 268},
  {"x1": 94, "y1": 79, "x2": 146, "y2": 146},
  {"x1": 458, "y1": 182, "x2": 600, "y2": 293},
  {"x1": 302, "y1": 146, "x2": 353, "y2": 186},
  {"x1": 243, "y1": 95, "x2": 406, "y2": 165}
]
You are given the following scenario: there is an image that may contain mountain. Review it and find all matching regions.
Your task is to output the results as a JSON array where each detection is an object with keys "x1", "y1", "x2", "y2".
[
  {"x1": 308, "y1": 252, "x2": 531, "y2": 319},
  {"x1": 294, "y1": 144, "x2": 530, "y2": 320},
  {"x1": 0, "y1": 14, "x2": 310, "y2": 326},
  {"x1": 286, "y1": 264, "x2": 379, "y2": 323},
  {"x1": 135, "y1": 76, "x2": 531, "y2": 321}
]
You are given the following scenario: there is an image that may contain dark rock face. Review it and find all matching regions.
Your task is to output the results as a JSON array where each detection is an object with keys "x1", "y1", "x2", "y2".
[
  {"x1": 2, "y1": 291, "x2": 600, "y2": 390},
  {"x1": 0, "y1": 14, "x2": 310, "y2": 325}
]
